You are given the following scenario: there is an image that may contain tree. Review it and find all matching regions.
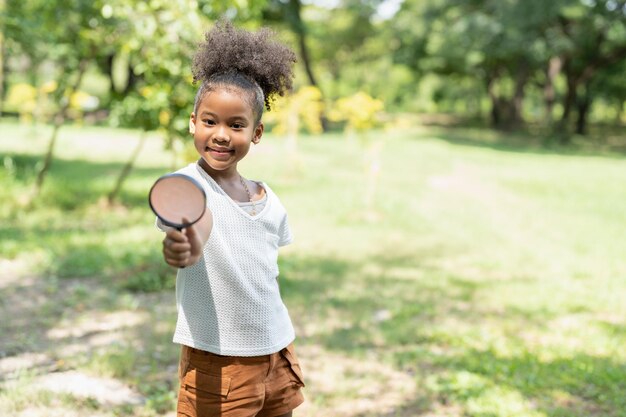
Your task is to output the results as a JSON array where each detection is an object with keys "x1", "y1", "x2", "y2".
[
  {"x1": 391, "y1": 0, "x2": 626, "y2": 134},
  {"x1": 553, "y1": 0, "x2": 626, "y2": 138},
  {"x1": 393, "y1": 0, "x2": 558, "y2": 128},
  {"x1": 105, "y1": 0, "x2": 208, "y2": 203},
  {"x1": 262, "y1": 0, "x2": 331, "y2": 129},
  {"x1": 0, "y1": 0, "x2": 6, "y2": 115},
  {"x1": 263, "y1": 0, "x2": 319, "y2": 87},
  {"x1": 4, "y1": 0, "x2": 122, "y2": 197}
]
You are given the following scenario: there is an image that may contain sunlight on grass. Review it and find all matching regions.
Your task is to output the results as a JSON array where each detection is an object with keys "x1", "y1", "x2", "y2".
[{"x1": 1, "y1": 120, "x2": 625, "y2": 416}]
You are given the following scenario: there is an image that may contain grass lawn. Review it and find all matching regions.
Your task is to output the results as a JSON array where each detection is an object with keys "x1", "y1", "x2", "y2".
[{"x1": 1, "y1": 118, "x2": 625, "y2": 416}]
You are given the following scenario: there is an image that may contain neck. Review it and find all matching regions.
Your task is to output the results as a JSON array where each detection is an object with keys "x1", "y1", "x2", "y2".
[
  {"x1": 198, "y1": 158, "x2": 254, "y2": 204},
  {"x1": 198, "y1": 159, "x2": 239, "y2": 183}
]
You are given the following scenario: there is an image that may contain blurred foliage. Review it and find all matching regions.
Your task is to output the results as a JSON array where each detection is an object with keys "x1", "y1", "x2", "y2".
[
  {"x1": 5, "y1": 83, "x2": 37, "y2": 121},
  {"x1": 265, "y1": 86, "x2": 324, "y2": 135},
  {"x1": 330, "y1": 91, "x2": 385, "y2": 132},
  {"x1": 390, "y1": 0, "x2": 626, "y2": 134},
  {"x1": 105, "y1": 0, "x2": 204, "y2": 139},
  {"x1": 1, "y1": 0, "x2": 624, "y2": 143},
  {"x1": 3, "y1": 0, "x2": 121, "y2": 110}
]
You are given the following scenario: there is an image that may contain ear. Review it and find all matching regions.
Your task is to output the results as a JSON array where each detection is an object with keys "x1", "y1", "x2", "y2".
[
  {"x1": 252, "y1": 122, "x2": 264, "y2": 144},
  {"x1": 189, "y1": 113, "x2": 196, "y2": 134}
]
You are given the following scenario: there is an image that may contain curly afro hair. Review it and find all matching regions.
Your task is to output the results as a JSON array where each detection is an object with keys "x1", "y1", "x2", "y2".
[{"x1": 192, "y1": 20, "x2": 297, "y2": 123}]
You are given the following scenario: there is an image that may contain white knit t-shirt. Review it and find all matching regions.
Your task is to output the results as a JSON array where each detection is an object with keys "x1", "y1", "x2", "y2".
[{"x1": 158, "y1": 162, "x2": 295, "y2": 356}]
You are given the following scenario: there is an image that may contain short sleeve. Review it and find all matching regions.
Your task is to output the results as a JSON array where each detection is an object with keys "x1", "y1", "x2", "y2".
[
  {"x1": 155, "y1": 217, "x2": 174, "y2": 232},
  {"x1": 278, "y1": 214, "x2": 293, "y2": 247}
]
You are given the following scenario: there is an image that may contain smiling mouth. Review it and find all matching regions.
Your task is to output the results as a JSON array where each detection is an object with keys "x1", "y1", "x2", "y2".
[{"x1": 207, "y1": 147, "x2": 233, "y2": 154}]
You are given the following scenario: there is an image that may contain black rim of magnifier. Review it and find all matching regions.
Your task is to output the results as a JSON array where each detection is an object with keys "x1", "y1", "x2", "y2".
[{"x1": 148, "y1": 173, "x2": 207, "y2": 230}]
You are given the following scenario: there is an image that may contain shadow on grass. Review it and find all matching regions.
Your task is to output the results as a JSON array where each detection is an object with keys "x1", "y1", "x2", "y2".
[
  {"x1": 0, "y1": 151, "x2": 177, "y2": 288},
  {"x1": 279, "y1": 251, "x2": 626, "y2": 417},
  {"x1": 2, "y1": 245, "x2": 625, "y2": 416},
  {"x1": 430, "y1": 348, "x2": 626, "y2": 416},
  {"x1": 283, "y1": 256, "x2": 563, "y2": 351},
  {"x1": 597, "y1": 320, "x2": 626, "y2": 340},
  {"x1": 2, "y1": 145, "x2": 624, "y2": 416},
  {"x1": 1, "y1": 212, "x2": 173, "y2": 291},
  {"x1": 1, "y1": 151, "x2": 168, "y2": 210},
  {"x1": 349, "y1": 350, "x2": 626, "y2": 417}
]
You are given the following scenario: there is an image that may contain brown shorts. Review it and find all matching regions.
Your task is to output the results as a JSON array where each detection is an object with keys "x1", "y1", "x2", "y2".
[{"x1": 177, "y1": 343, "x2": 305, "y2": 417}]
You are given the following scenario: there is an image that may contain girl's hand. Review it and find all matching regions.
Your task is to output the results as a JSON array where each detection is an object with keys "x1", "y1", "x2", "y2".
[{"x1": 162, "y1": 222, "x2": 202, "y2": 268}]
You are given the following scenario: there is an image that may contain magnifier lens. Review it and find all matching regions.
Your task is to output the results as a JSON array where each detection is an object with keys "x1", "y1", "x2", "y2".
[{"x1": 149, "y1": 174, "x2": 206, "y2": 229}]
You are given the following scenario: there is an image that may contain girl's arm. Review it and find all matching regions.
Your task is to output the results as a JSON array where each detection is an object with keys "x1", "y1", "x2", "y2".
[{"x1": 162, "y1": 209, "x2": 213, "y2": 268}]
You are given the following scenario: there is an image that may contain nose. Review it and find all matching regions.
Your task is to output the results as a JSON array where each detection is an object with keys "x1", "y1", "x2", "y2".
[{"x1": 212, "y1": 125, "x2": 230, "y2": 143}]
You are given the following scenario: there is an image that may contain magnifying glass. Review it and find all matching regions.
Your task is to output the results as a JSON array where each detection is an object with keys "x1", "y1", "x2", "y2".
[{"x1": 148, "y1": 173, "x2": 207, "y2": 230}]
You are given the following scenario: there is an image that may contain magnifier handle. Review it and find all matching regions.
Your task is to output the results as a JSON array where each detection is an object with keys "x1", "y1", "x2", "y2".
[
  {"x1": 176, "y1": 227, "x2": 185, "y2": 268},
  {"x1": 178, "y1": 226, "x2": 187, "y2": 269}
]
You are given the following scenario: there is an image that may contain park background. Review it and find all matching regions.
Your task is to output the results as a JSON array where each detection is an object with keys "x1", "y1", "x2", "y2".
[{"x1": 1, "y1": 0, "x2": 625, "y2": 416}]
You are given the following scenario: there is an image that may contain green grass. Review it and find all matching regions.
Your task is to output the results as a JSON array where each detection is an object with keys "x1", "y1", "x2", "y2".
[{"x1": 1, "y1": 118, "x2": 625, "y2": 416}]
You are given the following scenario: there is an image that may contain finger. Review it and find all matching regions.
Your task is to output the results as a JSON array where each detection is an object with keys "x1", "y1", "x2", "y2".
[
  {"x1": 165, "y1": 252, "x2": 189, "y2": 265},
  {"x1": 163, "y1": 239, "x2": 191, "y2": 253},
  {"x1": 164, "y1": 248, "x2": 191, "y2": 261},
  {"x1": 165, "y1": 229, "x2": 188, "y2": 243},
  {"x1": 181, "y1": 217, "x2": 197, "y2": 239},
  {"x1": 166, "y1": 257, "x2": 188, "y2": 268},
  {"x1": 163, "y1": 243, "x2": 191, "y2": 257},
  {"x1": 184, "y1": 223, "x2": 197, "y2": 241}
]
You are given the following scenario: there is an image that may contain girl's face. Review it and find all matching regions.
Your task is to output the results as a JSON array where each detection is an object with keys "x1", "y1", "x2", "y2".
[{"x1": 190, "y1": 88, "x2": 263, "y2": 176}]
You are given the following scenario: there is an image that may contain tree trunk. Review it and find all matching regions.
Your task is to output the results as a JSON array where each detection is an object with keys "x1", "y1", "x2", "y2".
[
  {"x1": 35, "y1": 59, "x2": 89, "y2": 195},
  {"x1": 288, "y1": 0, "x2": 316, "y2": 87},
  {"x1": 105, "y1": 53, "x2": 115, "y2": 94},
  {"x1": 556, "y1": 72, "x2": 578, "y2": 145},
  {"x1": 561, "y1": 71, "x2": 578, "y2": 126},
  {"x1": 472, "y1": 91, "x2": 482, "y2": 119},
  {"x1": 287, "y1": 0, "x2": 328, "y2": 131},
  {"x1": 103, "y1": 52, "x2": 137, "y2": 96},
  {"x1": 108, "y1": 130, "x2": 148, "y2": 204},
  {"x1": 0, "y1": 26, "x2": 4, "y2": 115},
  {"x1": 487, "y1": 79, "x2": 515, "y2": 129},
  {"x1": 511, "y1": 63, "x2": 529, "y2": 128},
  {"x1": 544, "y1": 57, "x2": 561, "y2": 126},
  {"x1": 124, "y1": 62, "x2": 138, "y2": 95},
  {"x1": 575, "y1": 88, "x2": 592, "y2": 135},
  {"x1": 487, "y1": 76, "x2": 501, "y2": 127}
]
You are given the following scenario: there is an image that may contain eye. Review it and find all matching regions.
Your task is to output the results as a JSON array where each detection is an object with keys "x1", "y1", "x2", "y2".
[
  {"x1": 231, "y1": 123, "x2": 244, "y2": 129},
  {"x1": 203, "y1": 119, "x2": 215, "y2": 126}
]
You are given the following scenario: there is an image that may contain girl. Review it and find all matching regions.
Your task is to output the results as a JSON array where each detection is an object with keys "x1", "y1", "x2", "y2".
[{"x1": 158, "y1": 21, "x2": 305, "y2": 417}]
